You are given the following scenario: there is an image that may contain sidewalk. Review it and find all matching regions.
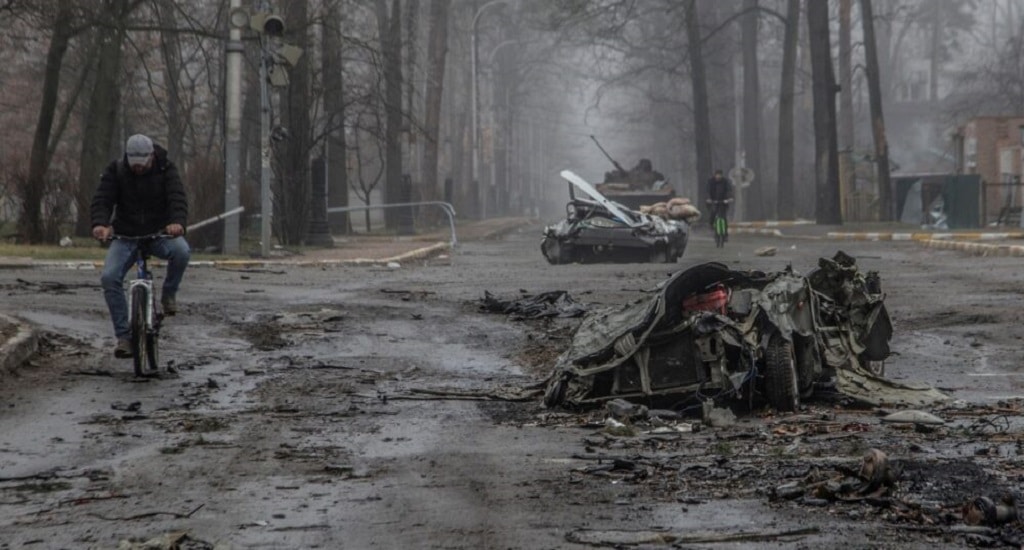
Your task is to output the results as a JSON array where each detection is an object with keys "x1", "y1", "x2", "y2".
[
  {"x1": 0, "y1": 217, "x2": 538, "y2": 270},
  {"x1": 731, "y1": 221, "x2": 1024, "y2": 257}
]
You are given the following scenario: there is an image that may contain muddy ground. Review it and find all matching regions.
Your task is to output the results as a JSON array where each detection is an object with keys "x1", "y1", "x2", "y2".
[{"x1": 1, "y1": 226, "x2": 1024, "y2": 549}]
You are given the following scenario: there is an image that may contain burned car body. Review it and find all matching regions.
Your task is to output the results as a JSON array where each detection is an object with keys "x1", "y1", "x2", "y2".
[
  {"x1": 543, "y1": 252, "x2": 917, "y2": 412},
  {"x1": 541, "y1": 171, "x2": 689, "y2": 265}
]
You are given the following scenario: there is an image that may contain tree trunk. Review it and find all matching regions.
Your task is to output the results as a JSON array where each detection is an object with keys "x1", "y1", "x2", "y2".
[
  {"x1": 686, "y1": 0, "x2": 713, "y2": 208},
  {"x1": 278, "y1": 0, "x2": 312, "y2": 245},
  {"x1": 861, "y1": 0, "x2": 893, "y2": 221},
  {"x1": 807, "y1": 0, "x2": 842, "y2": 225},
  {"x1": 875, "y1": 0, "x2": 895, "y2": 111},
  {"x1": 776, "y1": 0, "x2": 799, "y2": 220},
  {"x1": 404, "y1": 0, "x2": 420, "y2": 215},
  {"x1": 706, "y1": 2, "x2": 736, "y2": 183},
  {"x1": 838, "y1": 0, "x2": 855, "y2": 220},
  {"x1": 377, "y1": 0, "x2": 408, "y2": 233},
  {"x1": 929, "y1": 0, "x2": 941, "y2": 101},
  {"x1": 156, "y1": 0, "x2": 184, "y2": 162},
  {"x1": 422, "y1": 0, "x2": 450, "y2": 225},
  {"x1": 240, "y1": 36, "x2": 261, "y2": 234},
  {"x1": 75, "y1": 0, "x2": 129, "y2": 238},
  {"x1": 323, "y1": 0, "x2": 350, "y2": 234},
  {"x1": 21, "y1": 0, "x2": 73, "y2": 243},
  {"x1": 741, "y1": 0, "x2": 763, "y2": 220}
]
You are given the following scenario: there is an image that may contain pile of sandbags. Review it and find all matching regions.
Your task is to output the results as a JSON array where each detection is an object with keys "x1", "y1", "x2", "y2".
[{"x1": 640, "y1": 197, "x2": 701, "y2": 223}]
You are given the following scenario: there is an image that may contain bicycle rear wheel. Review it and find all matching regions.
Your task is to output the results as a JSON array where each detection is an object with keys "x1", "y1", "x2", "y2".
[{"x1": 130, "y1": 286, "x2": 157, "y2": 377}]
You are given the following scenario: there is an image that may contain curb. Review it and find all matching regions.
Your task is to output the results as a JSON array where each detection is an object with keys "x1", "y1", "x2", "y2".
[
  {"x1": 200, "y1": 241, "x2": 452, "y2": 268},
  {"x1": 0, "y1": 243, "x2": 454, "y2": 270},
  {"x1": 732, "y1": 220, "x2": 815, "y2": 228},
  {"x1": 0, "y1": 219, "x2": 535, "y2": 271},
  {"x1": 827, "y1": 231, "x2": 1024, "y2": 242},
  {"x1": 921, "y1": 239, "x2": 1024, "y2": 257},
  {"x1": 0, "y1": 314, "x2": 38, "y2": 376},
  {"x1": 732, "y1": 227, "x2": 784, "y2": 237}
]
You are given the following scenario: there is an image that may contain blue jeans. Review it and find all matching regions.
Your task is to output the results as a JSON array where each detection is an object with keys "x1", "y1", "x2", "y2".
[{"x1": 101, "y1": 237, "x2": 190, "y2": 339}]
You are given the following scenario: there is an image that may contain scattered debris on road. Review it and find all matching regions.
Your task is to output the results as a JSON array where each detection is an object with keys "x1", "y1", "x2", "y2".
[
  {"x1": 479, "y1": 290, "x2": 587, "y2": 320},
  {"x1": 542, "y1": 252, "x2": 945, "y2": 414}
]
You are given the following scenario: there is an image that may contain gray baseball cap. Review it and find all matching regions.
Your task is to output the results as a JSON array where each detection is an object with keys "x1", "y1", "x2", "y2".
[{"x1": 125, "y1": 134, "x2": 154, "y2": 167}]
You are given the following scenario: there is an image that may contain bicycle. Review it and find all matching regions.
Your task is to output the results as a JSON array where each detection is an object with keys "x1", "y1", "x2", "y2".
[
  {"x1": 706, "y1": 198, "x2": 733, "y2": 248},
  {"x1": 112, "y1": 234, "x2": 167, "y2": 377}
]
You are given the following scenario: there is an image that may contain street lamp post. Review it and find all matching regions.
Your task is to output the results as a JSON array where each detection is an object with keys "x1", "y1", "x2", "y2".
[
  {"x1": 250, "y1": 8, "x2": 298, "y2": 257},
  {"x1": 224, "y1": 0, "x2": 245, "y2": 255},
  {"x1": 485, "y1": 39, "x2": 517, "y2": 217},
  {"x1": 471, "y1": 0, "x2": 508, "y2": 219}
]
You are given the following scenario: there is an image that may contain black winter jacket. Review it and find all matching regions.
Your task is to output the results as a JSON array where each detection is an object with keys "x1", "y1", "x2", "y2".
[
  {"x1": 707, "y1": 176, "x2": 733, "y2": 202},
  {"x1": 90, "y1": 144, "x2": 188, "y2": 236}
]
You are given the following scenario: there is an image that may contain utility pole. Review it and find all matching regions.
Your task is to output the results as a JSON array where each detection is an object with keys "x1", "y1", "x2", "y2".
[
  {"x1": 471, "y1": 0, "x2": 508, "y2": 219},
  {"x1": 223, "y1": 6, "x2": 299, "y2": 257},
  {"x1": 224, "y1": 0, "x2": 244, "y2": 255}
]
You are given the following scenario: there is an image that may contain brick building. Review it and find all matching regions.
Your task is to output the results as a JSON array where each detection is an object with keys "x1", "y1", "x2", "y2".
[{"x1": 955, "y1": 116, "x2": 1024, "y2": 224}]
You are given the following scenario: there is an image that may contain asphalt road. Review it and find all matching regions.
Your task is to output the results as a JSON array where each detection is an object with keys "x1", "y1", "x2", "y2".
[{"x1": 1, "y1": 226, "x2": 1023, "y2": 548}]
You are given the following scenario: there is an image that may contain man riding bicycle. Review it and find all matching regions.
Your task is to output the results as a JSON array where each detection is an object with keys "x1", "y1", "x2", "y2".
[
  {"x1": 706, "y1": 169, "x2": 734, "y2": 241},
  {"x1": 91, "y1": 134, "x2": 190, "y2": 358}
]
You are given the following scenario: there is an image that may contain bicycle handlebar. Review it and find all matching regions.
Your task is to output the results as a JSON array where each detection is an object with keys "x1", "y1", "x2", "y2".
[{"x1": 108, "y1": 233, "x2": 172, "y2": 242}]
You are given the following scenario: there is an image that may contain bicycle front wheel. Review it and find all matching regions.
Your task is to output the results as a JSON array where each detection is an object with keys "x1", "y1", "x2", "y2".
[
  {"x1": 130, "y1": 286, "x2": 155, "y2": 377},
  {"x1": 145, "y1": 331, "x2": 159, "y2": 375}
]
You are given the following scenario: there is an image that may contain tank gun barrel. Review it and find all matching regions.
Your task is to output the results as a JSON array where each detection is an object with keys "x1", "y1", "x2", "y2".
[{"x1": 590, "y1": 135, "x2": 627, "y2": 174}]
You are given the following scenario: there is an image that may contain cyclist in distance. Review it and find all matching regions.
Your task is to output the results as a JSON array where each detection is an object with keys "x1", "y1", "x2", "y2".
[
  {"x1": 706, "y1": 169, "x2": 734, "y2": 241},
  {"x1": 91, "y1": 134, "x2": 190, "y2": 358}
]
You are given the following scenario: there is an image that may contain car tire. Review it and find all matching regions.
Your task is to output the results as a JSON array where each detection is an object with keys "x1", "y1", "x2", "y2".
[
  {"x1": 543, "y1": 375, "x2": 569, "y2": 408},
  {"x1": 650, "y1": 246, "x2": 670, "y2": 264},
  {"x1": 541, "y1": 238, "x2": 575, "y2": 265},
  {"x1": 794, "y1": 336, "x2": 819, "y2": 398},
  {"x1": 764, "y1": 333, "x2": 800, "y2": 412}
]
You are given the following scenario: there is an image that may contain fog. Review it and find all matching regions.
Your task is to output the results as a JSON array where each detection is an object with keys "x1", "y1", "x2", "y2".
[{"x1": 1, "y1": 0, "x2": 1022, "y2": 246}]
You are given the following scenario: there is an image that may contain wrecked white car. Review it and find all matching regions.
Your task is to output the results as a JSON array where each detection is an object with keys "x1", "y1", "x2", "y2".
[
  {"x1": 541, "y1": 170, "x2": 689, "y2": 265},
  {"x1": 542, "y1": 252, "x2": 937, "y2": 412}
]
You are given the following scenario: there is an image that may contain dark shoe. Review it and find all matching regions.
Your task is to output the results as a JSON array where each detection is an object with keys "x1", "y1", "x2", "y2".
[
  {"x1": 114, "y1": 338, "x2": 132, "y2": 358},
  {"x1": 161, "y1": 295, "x2": 177, "y2": 316}
]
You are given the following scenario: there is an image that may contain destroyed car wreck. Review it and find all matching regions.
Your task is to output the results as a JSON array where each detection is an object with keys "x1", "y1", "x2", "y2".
[
  {"x1": 541, "y1": 170, "x2": 689, "y2": 264},
  {"x1": 544, "y1": 252, "x2": 946, "y2": 412}
]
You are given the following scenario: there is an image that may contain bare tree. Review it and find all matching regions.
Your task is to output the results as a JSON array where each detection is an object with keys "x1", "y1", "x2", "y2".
[
  {"x1": 741, "y1": 0, "x2": 763, "y2": 220},
  {"x1": 21, "y1": 0, "x2": 76, "y2": 243},
  {"x1": 776, "y1": 0, "x2": 799, "y2": 221},
  {"x1": 351, "y1": 110, "x2": 387, "y2": 232},
  {"x1": 152, "y1": 0, "x2": 183, "y2": 162},
  {"x1": 74, "y1": 0, "x2": 135, "y2": 238},
  {"x1": 323, "y1": 0, "x2": 350, "y2": 234},
  {"x1": 838, "y1": 0, "x2": 854, "y2": 218},
  {"x1": 422, "y1": 0, "x2": 449, "y2": 224},
  {"x1": 376, "y1": 0, "x2": 409, "y2": 232},
  {"x1": 686, "y1": 0, "x2": 713, "y2": 207},
  {"x1": 861, "y1": 0, "x2": 893, "y2": 221},
  {"x1": 807, "y1": 0, "x2": 841, "y2": 224},
  {"x1": 274, "y1": 0, "x2": 312, "y2": 246}
]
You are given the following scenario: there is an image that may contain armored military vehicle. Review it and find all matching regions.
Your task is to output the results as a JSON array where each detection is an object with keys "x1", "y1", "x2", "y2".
[{"x1": 590, "y1": 135, "x2": 676, "y2": 210}]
